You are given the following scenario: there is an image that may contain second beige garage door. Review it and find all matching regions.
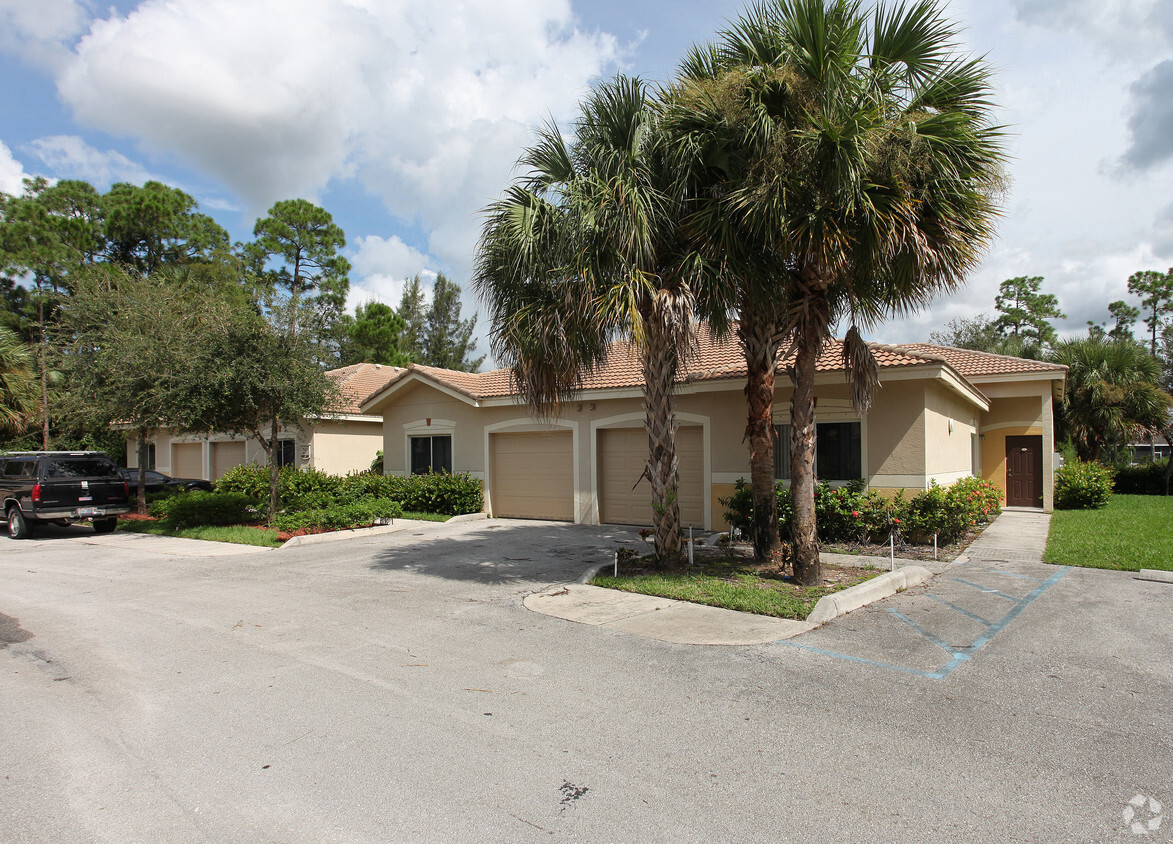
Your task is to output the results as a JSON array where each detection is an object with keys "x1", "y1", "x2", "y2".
[
  {"x1": 598, "y1": 426, "x2": 704, "y2": 527},
  {"x1": 490, "y1": 431, "x2": 573, "y2": 521},
  {"x1": 171, "y1": 442, "x2": 203, "y2": 479},
  {"x1": 210, "y1": 441, "x2": 247, "y2": 481}
]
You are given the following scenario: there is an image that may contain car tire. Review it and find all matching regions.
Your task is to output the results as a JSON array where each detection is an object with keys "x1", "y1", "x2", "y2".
[
  {"x1": 92, "y1": 517, "x2": 118, "y2": 534},
  {"x1": 7, "y1": 507, "x2": 34, "y2": 540}
]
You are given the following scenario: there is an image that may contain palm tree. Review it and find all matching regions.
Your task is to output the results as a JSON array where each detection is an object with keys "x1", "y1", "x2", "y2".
[
  {"x1": 474, "y1": 76, "x2": 702, "y2": 564},
  {"x1": 0, "y1": 327, "x2": 38, "y2": 435},
  {"x1": 664, "y1": 0, "x2": 1006, "y2": 583},
  {"x1": 1049, "y1": 337, "x2": 1172, "y2": 462}
]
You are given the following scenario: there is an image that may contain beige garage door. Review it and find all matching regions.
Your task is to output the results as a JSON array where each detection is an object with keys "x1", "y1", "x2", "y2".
[
  {"x1": 171, "y1": 443, "x2": 203, "y2": 479},
  {"x1": 598, "y1": 426, "x2": 704, "y2": 527},
  {"x1": 490, "y1": 431, "x2": 573, "y2": 521},
  {"x1": 210, "y1": 441, "x2": 246, "y2": 481}
]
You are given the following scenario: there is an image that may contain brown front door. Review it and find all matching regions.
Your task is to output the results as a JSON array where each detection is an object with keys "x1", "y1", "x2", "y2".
[{"x1": 1006, "y1": 435, "x2": 1043, "y2": 507}]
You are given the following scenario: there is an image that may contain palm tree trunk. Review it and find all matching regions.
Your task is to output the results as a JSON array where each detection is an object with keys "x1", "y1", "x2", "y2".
[
  {"x1": 790, "y1": 333, "x2": 821, "y2": 586},
  {"x1": 39, "y1": 299, "x2": 49, "y2": 450},
  {"x1": 642, "y1": 331, "x2": 682, "y2": 565},
  {"x1": 740, "y1": 317, "x2": 783, "y2": 562}
]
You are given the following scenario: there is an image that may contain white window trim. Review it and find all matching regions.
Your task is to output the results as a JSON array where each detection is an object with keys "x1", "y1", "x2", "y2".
[
  {"x1": 403, "y1": 419, "x2": 456, "y2": 476},
  {"x1": 771, "y1": 412, "x2": 868, "y2": 489}
]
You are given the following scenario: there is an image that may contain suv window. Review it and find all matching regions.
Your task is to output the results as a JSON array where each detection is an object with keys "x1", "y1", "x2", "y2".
[
  {"x1": 45, "y1": 457, "x2": 121, "y2": 479},
  {"x1": 3, "y1": 459, "x2": 35, "y2": 478}
]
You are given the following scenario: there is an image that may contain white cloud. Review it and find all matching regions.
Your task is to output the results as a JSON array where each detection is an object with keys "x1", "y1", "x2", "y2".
[
  {"x1": 27, "y1": 135, "x2": 153, "y2": 187},
  {"x1": 346, "y1": 233, "x2": 436, "y2": 312},
  {"x1": 0, "y1": 139, "x2": 27, "y2": 195},
  {"x1": 56, "y1": 0, "x2": 618, "y2": 280},
  {"x1": 0, "y1": 0, "x2": 93, "y2": 71}
]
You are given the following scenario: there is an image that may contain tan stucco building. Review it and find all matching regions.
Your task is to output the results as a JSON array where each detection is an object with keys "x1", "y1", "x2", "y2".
[
  {"x1": 359, "y1": 331, "x2": 1067, "y2": 530},
  {"x1": 127, "y1": 363, "x2": 401, "y2": 480}
]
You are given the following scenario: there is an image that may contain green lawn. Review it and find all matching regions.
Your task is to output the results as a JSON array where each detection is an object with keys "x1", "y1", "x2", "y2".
[
  {"x1": 118, "y1": 520, "x2": 282, "y2": 548},
  {"x1": 593, "y1": 558, "x2": 878, "y2": 621},
  {"x1": 1044, "y1": 494, "x2": 1173, "y2": 571}
]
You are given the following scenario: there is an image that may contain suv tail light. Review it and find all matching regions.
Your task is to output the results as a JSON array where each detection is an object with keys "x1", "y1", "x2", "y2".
[
  {"x1": 122, "y1": 480, "x2": 130, "y2": 497},
  {"x1": 31, "y1": 483, "x2": 41, "y2": 503}
]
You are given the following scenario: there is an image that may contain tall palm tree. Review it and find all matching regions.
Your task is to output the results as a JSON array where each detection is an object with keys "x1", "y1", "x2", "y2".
[
  {"x1": 0, "y1": 327, "x2": 38, "y2": 435},
  {"x1": 474, "y1": 76, "x2": 702, "y2": 564},
  {"x1": 665, "y1": 0, "x2": 1006, "y2": 582},
  {"x1": 1049, "y1": 337, "x2": 1172, "y2": 462}
]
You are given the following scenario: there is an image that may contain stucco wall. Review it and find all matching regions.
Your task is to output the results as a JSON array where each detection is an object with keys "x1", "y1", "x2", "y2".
[
  {"x1": 865, "y1": 380, "x2": 927, "y2": 487},
  {"x1": 127, "y1": 423, "x2": 314, "y2": 480},
  {"x1": 310, "y1": 420, "x2": 382, "y2": 476},
  {"x1": 972, "y1": 380, "x2": 1055, "y2": 511},
  {"x1": 924, "y1": 382, "x2": 981, "y2": 485}
]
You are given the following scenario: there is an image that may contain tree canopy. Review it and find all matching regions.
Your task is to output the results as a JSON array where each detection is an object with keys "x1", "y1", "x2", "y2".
[{"x1": 993, "y1": 276, "x2": 1065, "y2": 346}]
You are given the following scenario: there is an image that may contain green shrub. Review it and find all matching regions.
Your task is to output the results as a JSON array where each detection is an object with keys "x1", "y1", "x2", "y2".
[
  {"x1": 387, "y1": 471, "x2": 483, "y2": 515},
  {"x1": 1055, "y1": 459, "x2": 1115, "y2": 509},
  {"x1": 336, "y1": 471, "x2": 397, "y2": 504},
  {"x1": 720, "y1": 475, "x2": 1002, "y2": 545},
  {"x1": 1113, "y1": 458, "x2": 1170, "y2": 495},
  {"x1": 273, "y1": 498, "x2": 403, "y2": 532},
  {"x1": 164, "y1": 491, "x2": 261, "y2": 528},
  {"x1": 214, "y1": 463, "x2": 270, "y2": 499}
]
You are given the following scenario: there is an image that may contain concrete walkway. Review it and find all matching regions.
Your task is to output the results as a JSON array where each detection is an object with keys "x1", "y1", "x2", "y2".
[{"x1": 526, "y1": 510, "x2": 1058, "y2": 651}]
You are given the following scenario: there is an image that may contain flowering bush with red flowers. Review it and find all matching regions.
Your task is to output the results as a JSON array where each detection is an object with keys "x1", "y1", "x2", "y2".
[{"x1": 721, "y1": 475, "x2": 1002, "y2": 546}]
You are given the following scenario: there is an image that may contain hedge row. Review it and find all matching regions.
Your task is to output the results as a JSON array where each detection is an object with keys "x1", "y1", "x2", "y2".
[
  {"x1": 720, "y1": 475, "x2": 1003, "y2": 545},
  {"x1": 215, "y1": 464, "x2": 483, "y2": 515},
  {"x1": 1112, "y1": 458, "x2": 1170, "y2": 496},
  {"x1": 272, "y1": 499, "x2": 403, "y2": 533}
]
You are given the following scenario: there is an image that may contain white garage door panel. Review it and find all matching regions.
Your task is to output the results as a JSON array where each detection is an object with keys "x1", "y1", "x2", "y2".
[
  {"x1": 491, "y1": 431, "x2": 573, "y2": 521},
  {"x1": 210, "y1": 441, "x2": 247, "y2": 481},
  {"x1": 171, "y1": 443, "x2": 203, "y2": 480},
  {"x1": 599, "y1": 427, "x2": 704, "y2": 527}
]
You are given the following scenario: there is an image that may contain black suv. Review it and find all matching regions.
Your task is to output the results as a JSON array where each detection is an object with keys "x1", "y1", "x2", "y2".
[{"x1": 1, "y1": 451, "x2": 131, "y2": 539}]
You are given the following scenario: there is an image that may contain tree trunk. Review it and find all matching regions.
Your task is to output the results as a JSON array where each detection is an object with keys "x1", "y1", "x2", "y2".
[
  {"x1": 790, "y1": 334, "x2": 821, "y2": 586},
  {"x1": 642, "y1": 329, "x2": 682, "y2": 566},
  {"x1": 740, "y1": 317, "x2": 783, "y2": 562},
  {"x1": 136, "y1": 429, "x2": 150, "y2": 515},
  {"x1": 39, "y1": 300, "x2": 49, "y2": 450},
  {"x1": 269, "y1": 418, "x2": 281, "y2": 522},
  {"x1": 1162, "y1": 426, "x2": 1173, "y2": 496}
]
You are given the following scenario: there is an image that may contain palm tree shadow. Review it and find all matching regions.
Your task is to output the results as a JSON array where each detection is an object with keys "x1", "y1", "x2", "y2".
[{"x1": 367, "y1": 521, "x2": 643, "y2": 586}]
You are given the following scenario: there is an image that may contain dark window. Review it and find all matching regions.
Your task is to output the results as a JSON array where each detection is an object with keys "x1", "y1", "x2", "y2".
[
  {"x1": 46, "y1": 457, "x2": 120, "y2": 479},
  {"x1": 816, "y1": 421, "x2": 862, "y2": 481},
  {"x1": 410, "y1": 435, "x2": 452, "y2": 475},
  {"x1": 276, "y1": 439, "x2": 297, "y2": 468},
  {"x1": 3, "y1": 459, "x2": 35, "y2": 478},
  {"x1": 146, "y1": 443, "x2": 156, "y2": 471},
  {"x1": 773, "y1": 421, "x2": 862, "y2": 482},
  {"x1": 773, "y1": 424, "x2": 792, "y2": 480}
]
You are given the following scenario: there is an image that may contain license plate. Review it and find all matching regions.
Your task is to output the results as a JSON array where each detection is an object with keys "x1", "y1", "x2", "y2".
[{"x1": 77, "y1": 507, "x2": 102, "y2": 517}]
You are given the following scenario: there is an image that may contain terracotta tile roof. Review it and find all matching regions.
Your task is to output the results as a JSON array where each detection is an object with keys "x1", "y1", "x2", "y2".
[
  {"x1": 895, "y1": 344, "x2": 1067, "y2": 378},
  {"x1": 362, "y1": 328, "x2": 1067, "y2": 408},
  {"x1": 326, "y1": 362, "x2": 405, "y2": 414}
]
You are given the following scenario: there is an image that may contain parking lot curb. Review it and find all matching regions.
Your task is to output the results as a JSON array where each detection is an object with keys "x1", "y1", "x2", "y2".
[
  {"x1": 806, "y1": 565, "x2": 933, "y2": 626},
  {"x1": 1137, "y1": 569, "x2": 1173, "y2": 585}
]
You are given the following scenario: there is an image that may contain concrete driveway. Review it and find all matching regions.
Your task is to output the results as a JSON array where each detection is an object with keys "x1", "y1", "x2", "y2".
[{"x1": 1, "y1": 519, "x2": 1170, "y2": 842}]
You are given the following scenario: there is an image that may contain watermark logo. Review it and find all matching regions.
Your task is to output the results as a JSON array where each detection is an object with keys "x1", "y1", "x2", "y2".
[{"x1": 1124, "y1": 794, "x2": 1164, "y2": 836}]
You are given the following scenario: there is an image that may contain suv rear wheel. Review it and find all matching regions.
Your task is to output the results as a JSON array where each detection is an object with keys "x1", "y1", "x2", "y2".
[{"x1": 7, "y1": 507, "x2": 34, "y2": 540}]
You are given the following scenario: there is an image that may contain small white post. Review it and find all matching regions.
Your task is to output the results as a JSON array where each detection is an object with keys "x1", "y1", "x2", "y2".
[
  {"x1": 614, "y1": 550, "x2": 619, "y2": 577},
  {"x1": 933, "y1": 533, "x2": 938, "y2": 561},
  {"x1": 688, "y1": 525, "x2": 694, "y2": 566},
  {"x1": 890, "y1": 532, "x2": 895, "y2": 571}
]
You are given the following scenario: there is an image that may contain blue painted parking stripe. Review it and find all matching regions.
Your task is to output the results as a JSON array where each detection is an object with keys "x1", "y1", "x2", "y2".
[
  {"x1": 774, "y1": 566, "x2": 1070, "y2": 680},
  {"x1": 927, "y1": 594, "x2": 994, "y2": 627},
  {"x1": 950, "y1": 578, "x2": 1021, "y2": 602},
  {"x1": 956, "y1": 562, "x2": 1043, "y2": 582}
]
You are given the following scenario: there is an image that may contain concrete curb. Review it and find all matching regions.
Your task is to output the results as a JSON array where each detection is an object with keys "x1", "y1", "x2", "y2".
[
  {"x1": 806, "y1": 565, "x2": 933, "y2": 626},
  {"x1": 446, "y1": 512, "x2": 488, "y2": 524},
  {"x1": 1137, "y1": 569, "x2": 1173, "y2": 584}
]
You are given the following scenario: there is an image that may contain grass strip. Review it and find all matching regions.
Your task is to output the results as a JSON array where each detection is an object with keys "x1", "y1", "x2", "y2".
[
  {"x1": 594, "y1": 561, "x2": 878, "y2": 621},
  {"x1": 400, "y1": 511, "x2": 451, "y2": 522},
  {"x1": 118, "y1": 519, "x2": 282, "y2": 548},
  {"x1": 1044, "y1": 494, "x2": 1173, "y2": 571}
]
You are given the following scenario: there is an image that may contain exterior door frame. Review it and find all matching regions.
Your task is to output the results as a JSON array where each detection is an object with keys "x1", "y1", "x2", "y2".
[{"x1": 1005, "y1": 435, "x2": 1043, "y2": 508}]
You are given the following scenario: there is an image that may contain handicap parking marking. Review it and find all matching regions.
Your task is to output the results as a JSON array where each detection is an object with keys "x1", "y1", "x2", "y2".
[{"x1": 775, "y1": 565, "x2": 1070, "y2": 680}]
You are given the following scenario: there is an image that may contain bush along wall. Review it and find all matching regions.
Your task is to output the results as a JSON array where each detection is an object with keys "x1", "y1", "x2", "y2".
[
  {"x1": 720, "y1": 475, "x2": 1003, "y2": 545},
  {"x1": 1054, "y1": 459, "x2": 1115, "y2": 509}
]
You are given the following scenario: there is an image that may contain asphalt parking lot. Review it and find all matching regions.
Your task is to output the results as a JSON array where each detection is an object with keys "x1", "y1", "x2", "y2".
[{"x1": 1, "y1": 519, "x2": 1170, "y2": 842}]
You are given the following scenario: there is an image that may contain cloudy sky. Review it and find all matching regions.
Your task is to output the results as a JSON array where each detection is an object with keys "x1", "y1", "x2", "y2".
[{"x1": 1, "y1": 0, "x2": 1170, "y2": 364}]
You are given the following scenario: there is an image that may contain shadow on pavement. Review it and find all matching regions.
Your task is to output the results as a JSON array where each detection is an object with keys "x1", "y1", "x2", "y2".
[{"x1": 367, "y1": 520, "x2": 643, "y2": 585}]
